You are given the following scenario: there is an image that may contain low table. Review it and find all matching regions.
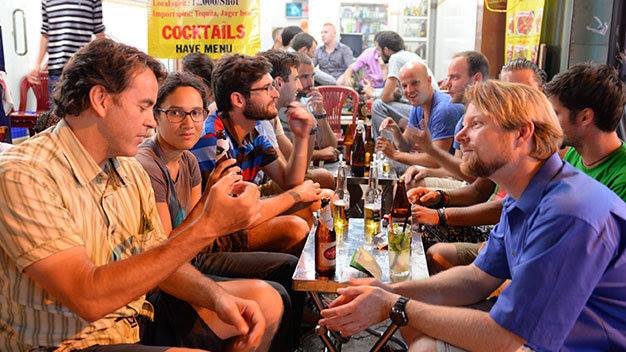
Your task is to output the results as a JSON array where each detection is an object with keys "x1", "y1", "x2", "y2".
[{"x1": 293, "y1": 218, "x2": 429, "y2": 351}]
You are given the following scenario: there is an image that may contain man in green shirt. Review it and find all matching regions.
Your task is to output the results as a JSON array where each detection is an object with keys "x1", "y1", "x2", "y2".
[{"x1": 546, "y1": 63, "x2": 626, "y2": 201}]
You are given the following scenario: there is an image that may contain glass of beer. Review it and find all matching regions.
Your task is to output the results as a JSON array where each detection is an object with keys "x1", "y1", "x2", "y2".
[
  {"x1": 364, "y1": 202, "x2": 381, "y2": 246},
  {"x1": 332, "y1": 199, "x2": 349, "y2": 241},
  {"x1": 382, "y1": 158, "x2": 392, "y2": 177},
  {"x1": 388, "y1": 221, "x2": 412, "y2": 280}
]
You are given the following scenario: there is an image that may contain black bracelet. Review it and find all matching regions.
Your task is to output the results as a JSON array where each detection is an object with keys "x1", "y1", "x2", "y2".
[
  {"x1": 313, "y1": 113, "x2": 327, "y2": 120},
  {"x1": 430, "y1": 189, "x2": 447, "y2": 209},
  {"x1": 437, "y1": 207, "x2": 447, "y2": 226}
]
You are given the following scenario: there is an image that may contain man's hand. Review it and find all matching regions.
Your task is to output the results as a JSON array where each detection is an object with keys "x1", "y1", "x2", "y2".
[
  {"x1": 290, "y1": 179, "x2": 323, "y2": 203},
  {"x1": 376, "y1": 136, "x2": 398, "y2": 159},
  {"x1": 206, "y1": 159, "x2": 241, "y2": 189},
  {"x1": 306, "y1": 88, "x2": 326, "y2": 115},
  {"x1": 27, "y1": 67, "x2": 42, "y2": 85},
  {"x1": 407, "y1": 120, "x2": 434, "y2": 154},
  {"x1": 286, "y1": 102, "x2": 315, "y2": 139},
  {"x1": 315, "y1": 146, "x2": 339, "y2": 162},
  {"x1": 378, "y1": 117, "x2": 401, "y2": 134},
  {"x1": 412, "y1": 204, "x2": 439, "y2": 225},
  {"x1": 320, "y1": 286, "x2": 399, "y2": 337},
  {"x1": 403, "y1": 165, "x2": 431, "y2": 185},
  {"x1": 213, "y1": 293, "x2": 266, "y2": 351},
  {"x1": 407, "y1": 187, "x2": 441, "y2": 207},
  {"x1": 193, "y1": 172, "x2": 262, "y2": 237}
]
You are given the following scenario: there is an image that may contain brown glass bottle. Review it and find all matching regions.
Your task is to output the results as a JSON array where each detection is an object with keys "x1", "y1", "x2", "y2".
[
  {"x1": 351, "y1": 121, "x2": 366, "y2": 177},
  {"x1": 391, "y1": 178, "x2": 410, "y2": 220},
  {"x1": 315, "y1": 198, "x2": 336, "y2": 277}
]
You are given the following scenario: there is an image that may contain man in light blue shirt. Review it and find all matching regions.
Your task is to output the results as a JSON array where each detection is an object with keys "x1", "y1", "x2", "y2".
[{"x1": 318, "y1": 80, "x2": 626, "y2": 351}]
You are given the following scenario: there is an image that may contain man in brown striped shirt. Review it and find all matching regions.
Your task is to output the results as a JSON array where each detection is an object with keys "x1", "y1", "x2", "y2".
[{"x1": 0, "y1": 39, "x2": 282, "y2": 351}]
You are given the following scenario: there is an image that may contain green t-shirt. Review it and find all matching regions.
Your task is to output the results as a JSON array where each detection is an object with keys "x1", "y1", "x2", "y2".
[{"x1": 564, "y1": 142, "x2": 626, "y2": 201}]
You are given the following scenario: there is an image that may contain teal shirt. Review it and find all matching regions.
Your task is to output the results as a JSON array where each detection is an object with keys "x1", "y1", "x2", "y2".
[{"x1": 564, "y1": 142, "x2": 626, "y2": 201}]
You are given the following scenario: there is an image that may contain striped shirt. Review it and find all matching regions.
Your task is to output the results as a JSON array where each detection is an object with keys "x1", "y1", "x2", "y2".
[
  {"x1": 191, "y1": 112, "x2": 278, "y2": 184},
  {"x1": 0, "y1": 120, "x2": 166, "y2": 351},
  {"x1": 41, "y1": 0, "x2": 105, "y2": 72}
]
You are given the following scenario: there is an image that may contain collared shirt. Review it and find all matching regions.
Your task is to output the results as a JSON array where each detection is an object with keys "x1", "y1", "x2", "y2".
[
  {"x1": 314, "y1": 42, "x2": 355, "y2": 79},
  {"x1": 474, "y1": 153, "x2": 626, "y2": 351},
  {"x1": 190, "y1": 112, "x2": 278, "y2": 184},
  {"x1": 408, "y1": 91, "x2": 464, "y2": 150},
  {"x1": 0, "y1": 119, "x2": 166, "y2": 351},
  {"x1": 350, "y1": 47, "x2": 384, "y2": 88}
]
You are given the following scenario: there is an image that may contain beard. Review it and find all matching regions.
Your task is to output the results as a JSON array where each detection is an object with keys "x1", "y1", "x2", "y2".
[
  {"x1": 243, "y1": 99, "x2": 277, "y2": 121},
  {"x1": 460, "y1": 151, "x2": 509, "y2": 178}
]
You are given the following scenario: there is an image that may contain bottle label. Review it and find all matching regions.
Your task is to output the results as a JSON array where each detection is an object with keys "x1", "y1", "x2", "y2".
[{"x1": 316, "y1": 240, "x2": 336, "y2": 266}]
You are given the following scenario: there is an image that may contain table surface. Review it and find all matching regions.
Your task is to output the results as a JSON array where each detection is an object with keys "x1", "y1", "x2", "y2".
[{"x1": 293, "y1": 218, "x2": 429, "y2": 293}]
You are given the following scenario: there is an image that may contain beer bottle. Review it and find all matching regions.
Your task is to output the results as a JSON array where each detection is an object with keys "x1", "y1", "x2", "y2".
[
  {"x1": 364, "y1": 162, "x2": 382, "y2": 244},
  {"x1": 358, "y1": 94, "x2": 368, "y2": 121},
  {"x1": 333, "y1": 156, "x2": 350, "y2": 240},
  {"x1": 315, "y1": 198, "x2": 336, "y2": 277},
  {"x1": 364, "y1": 122, "x2": 375, "y2": 174},
  {"x1": 391, "y1": 178, "x2": 410, "y2": 220},
  {"x1": 351, "y1": 121, "x2": 366, "y2": 177}
]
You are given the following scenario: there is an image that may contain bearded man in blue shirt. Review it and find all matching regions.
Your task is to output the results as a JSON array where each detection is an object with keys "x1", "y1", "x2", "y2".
[{"x1": 319, "y1": 80, "x2": 626, "y2": 351}]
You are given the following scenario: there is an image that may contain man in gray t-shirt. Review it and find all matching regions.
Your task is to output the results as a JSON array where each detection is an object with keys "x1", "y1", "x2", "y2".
[{"x1": 371, "y1": 31, "x2": 437, "y2": 139}]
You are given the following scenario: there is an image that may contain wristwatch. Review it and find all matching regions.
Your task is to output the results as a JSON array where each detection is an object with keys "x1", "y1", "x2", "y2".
[{"x1": 389, "y1": 296, "x2": 410, "y2": 326}]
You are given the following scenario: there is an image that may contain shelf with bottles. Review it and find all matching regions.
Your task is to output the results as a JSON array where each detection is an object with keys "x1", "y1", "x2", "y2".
[
  {"x1": 400, "y1": 17, "x2": 428, "y2": 39},
  {"x1": 402, "y1": 0, "x2": 428, "y2": 17}
]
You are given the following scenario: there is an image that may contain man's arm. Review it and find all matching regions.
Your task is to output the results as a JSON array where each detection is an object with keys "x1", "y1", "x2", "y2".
[
  {"x1": 392, "y1": 264, "x2": 503, "y2": 306},
  {"x1": 249, "y1": 180, "x2": 321, "y2": 227},
  {"x1": 27, "y1": 35, "x2": 49, "y2": 84},
  {"x1": 380, "y1": 77, "x2": 399, "y2": 103},
  {"x1": 262, "y1": 104, "x2": 313, "y2": 189},
  {"x1": 404, "y1": 300, "x2": 525, "y2": 351},
  {"x1": 385, "y1": 138, "x2": 453, "y2": 168},
  {"x1": 23, "y1": 174, "x2": 261, "y2": 322},
  {"x1": 412, "y1": 200, "x2": 503, "y2": 227}
]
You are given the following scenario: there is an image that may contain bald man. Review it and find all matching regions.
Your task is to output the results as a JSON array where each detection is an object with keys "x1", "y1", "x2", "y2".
[
  {"x1": 314, "y1": 23, "x2": 354, "y2": 79},
  {"x1": 377, "y1": 61, "x2": 464, "y2": 169}
]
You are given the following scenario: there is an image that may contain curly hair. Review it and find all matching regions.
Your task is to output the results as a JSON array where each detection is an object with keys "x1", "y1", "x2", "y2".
[
  {"x1": 257, "y1": 49, "x2": 300, "y2": 80},
  {"x1": 545, "y1": 63, "x2": 625, "y2": 132},
  {"x1": 155, "y1": 72, "x2": 209, "y2": 112},
  {"x1": 212, "y1": 54, "x2": 272, "y2": 112},
  {"x1": 52, "y1": 38, "x2": 166, "y2": 118},
  {"x1": 182, "y1": 53, "x2": 213, "y2": 91}
]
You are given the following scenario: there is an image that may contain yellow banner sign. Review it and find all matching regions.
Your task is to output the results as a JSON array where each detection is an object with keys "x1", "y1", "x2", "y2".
[
  {"x1": 148, "y1": 0, "x2": 260, "y2": 59},
  {"x1": 504, "y1": 0, "x2": 545, "y2": 63}
]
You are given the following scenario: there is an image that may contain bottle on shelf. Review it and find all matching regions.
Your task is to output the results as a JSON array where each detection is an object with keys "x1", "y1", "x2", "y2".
[{"x1": 315, "y1": 198, "x2": 336, "y2": 277}]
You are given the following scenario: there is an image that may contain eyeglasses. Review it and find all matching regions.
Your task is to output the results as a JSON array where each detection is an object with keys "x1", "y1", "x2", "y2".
[
  {"x1": 249, "y1": 84, "x2": 277, "y2": 94},
  {"x1": 155, "y1": 108, "x2": 207, "y2": 123}
]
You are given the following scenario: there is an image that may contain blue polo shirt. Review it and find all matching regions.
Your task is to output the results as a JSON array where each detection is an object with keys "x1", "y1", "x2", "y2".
[
  {"x1": 474, "y1": 153, "x2": 626, "y2": 351},
  {"x1": 408, "y1": 91, "x2": 463, "y2": 149}
]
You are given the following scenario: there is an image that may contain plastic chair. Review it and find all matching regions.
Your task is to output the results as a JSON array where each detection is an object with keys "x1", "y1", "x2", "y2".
[
  {"x1": 318, "y1": 86, "x2": 359, "y2": 145},
  {"x1": 8, "y1": 72, "x2": 50, "y2": 136}
]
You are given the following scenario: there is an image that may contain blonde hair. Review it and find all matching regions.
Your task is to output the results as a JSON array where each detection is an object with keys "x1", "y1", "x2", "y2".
[{"x1": 465, "y1": 80, "x2": 563, "y2": 160}]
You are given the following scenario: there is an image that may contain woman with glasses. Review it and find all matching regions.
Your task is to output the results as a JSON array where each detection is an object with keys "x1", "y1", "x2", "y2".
[{"x1": 135, "y1": 72, "x2": 305, "y2": 351}]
